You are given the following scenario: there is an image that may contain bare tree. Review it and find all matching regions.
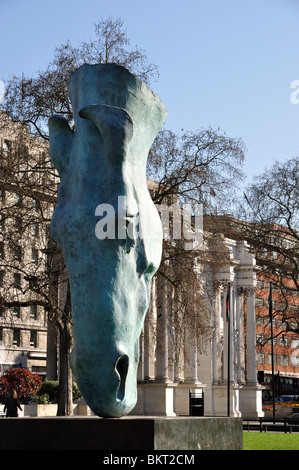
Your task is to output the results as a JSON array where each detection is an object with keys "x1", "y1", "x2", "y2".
[
  {"x1": 79, "y1": 17, "x2": 159, "y2": 84},
  {"x1": 1, "y1": 16, "x2": 247, "y2": 408},
  {"x1": 146, "y1": 125, "x2": 246, "y2": 364},
  {"x1": 0, "y1": 110, "x2": 76, "y2": 414},
  {"x1": 1, "y1": 17, "x2": 160, "y2": 414},
  {"x1": 4, "y1": 17, "x2": 158, "y2": 141},
  {"x1": 148, "y1": 127, "x2": 245, "y2": 210},
  {"x1": 235, "y1": 157, "x2": 299, "y2": 337}
]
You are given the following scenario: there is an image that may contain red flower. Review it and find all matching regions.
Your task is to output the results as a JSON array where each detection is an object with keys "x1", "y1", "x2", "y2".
[{"x1": 0, "y1": 368, "x2": 42, "y2": 403}]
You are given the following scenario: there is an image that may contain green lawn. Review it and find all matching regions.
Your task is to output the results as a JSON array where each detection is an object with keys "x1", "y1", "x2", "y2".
[{"x1": 243, "y1": 432, "x2": 299, "y2": 450}]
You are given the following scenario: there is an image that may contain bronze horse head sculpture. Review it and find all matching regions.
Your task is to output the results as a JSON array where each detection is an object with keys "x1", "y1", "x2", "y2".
[{"x1": 49, "y1": 64, "x2": 167, "y2": 417}]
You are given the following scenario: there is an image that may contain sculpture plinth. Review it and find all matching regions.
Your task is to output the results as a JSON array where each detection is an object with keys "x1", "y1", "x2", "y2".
[{"x1": 49, "y1": 64, "x2": 167, "y2": 417}]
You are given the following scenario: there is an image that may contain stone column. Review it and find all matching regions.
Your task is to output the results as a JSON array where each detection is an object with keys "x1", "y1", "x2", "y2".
[
  {"x1": 174, "y1": 318, "x2": 205, "y2": 416},
  {"x1": 245, "y1": 287, "x2": 258, "y2": 385},
  {"x1": 143, "y1": 274, "x2": 176, "y2": 416},
  {"x1": 184, "y1": 323, "x2": 200, "y2": 384},
  {"x1": 155, "y1": 275, "x2": 170, "y2": 383},
  {"x1": 238, "y1": 270, "x2": 264, "y2": 419},
  {"x1": 173, "y1": 347, "x2": 184, "y2": 383},
  {"x1": 223, "y1": 283, "x2": 233, "y2": 384},
  {"x1": 235, "y1": 287, "x2": 245, "y2": 384},
  {"x1": 143, "y1": 280, "x2": 156, "y2": 382},
  {"x1": 239, "y1": 286, "x2": 265, "y2": 419},
  {"x1": 212, "y1": 285, "x2": 223, "y2": 384}
]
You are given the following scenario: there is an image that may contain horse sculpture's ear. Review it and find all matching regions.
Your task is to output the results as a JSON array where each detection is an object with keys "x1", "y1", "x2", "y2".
[
  {"x1": 48, "y1": 115, "x2": 74, "y2": 174},
  {"x1": 79, "y1": 104, "x2": 133, "y2": 162}
]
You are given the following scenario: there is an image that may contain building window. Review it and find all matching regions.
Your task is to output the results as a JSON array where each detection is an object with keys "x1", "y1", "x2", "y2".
[
  {"x1": 31, "y1": 222, "x2": 38, "y2": 237},
  {"x1": 39, "y1": 151, "x2": 46, "y2": 163},
  {"x1": 280, "y1": 355, "x2": 289, "y2": 366},
  {"x1": 268, "y1": 354, "x2": 278, "y2": 365},
  {"x1": 280, "y1": 336, "x2": 288, "y2": 347},
  {"x1": 290, "y1": 304, "x2": 299, "y2": 314},
  {"x1": 256, "y1": 352, "x2": 265, "y2": 363},
  {"x1": 31, "y1": 248, "x2": 38, "y2": 265},
  {"x1": 3, "y1": 139, "x2": 12, "y2": 155},
  {"x1": 13, "y1": 329, "x2": 20, "y2": 347},
  {"x1": 13, "y1": 306, "x2": 21, "y2": 318},
  {"x1": 15, "y1": 194, "x2": 22, "y2": 207},
  {"x1": 279, "y1": 301, "x2": 287, "y2": 311},
  {"x1": 32, "y1": 198, "x2": 39, "y2": 212},
  {"x1": 256, "y1": 333, "x2": 265, "y2": 344},
  {"x1": 30, "y1": 304, "x2": 37, "y2": 320},
  {"x1": 255, "y1": 298, "x2": 264, "y2": 307},
  {"x1": 260, "y1": 247, "x2": 268, "y2": 257},
  {"x1": 14, "y1": 245, "x2": 22, "y2": 261},
  {"x1": 30, "y1": 330, "x2": 37, "y2": 348},
  {"x1": 21, "y1": 145, "x2": 28, "y2": 159},
  {"x1": 269, "y1": 318, "x2": 277, "y2": 328},
  {"x1": 256, "y1": 280, "x2": 264, "y2": 289},
  {"x1": 14, "y1": 273, "x2": 21, "y2": 290},
  {"x1": 15, "y1": 217, "x2": 22, "y2": 230}
]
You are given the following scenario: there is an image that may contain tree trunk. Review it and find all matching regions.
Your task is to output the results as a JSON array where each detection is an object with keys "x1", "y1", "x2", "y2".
[
  {"x1": 57, "y1": 324, "x2": 73, "y2": 416},
  {"x1": 57, "y1": 286, "x2": 73, "y2": 416}
]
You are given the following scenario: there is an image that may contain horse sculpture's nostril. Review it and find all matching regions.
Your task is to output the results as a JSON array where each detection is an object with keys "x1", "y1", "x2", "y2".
[{"x1": 115, "y1": 354, "x2": 129, "y2": 401}]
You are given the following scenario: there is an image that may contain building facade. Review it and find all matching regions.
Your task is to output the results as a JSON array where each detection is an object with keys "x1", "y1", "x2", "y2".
[
  {"x1": 0, "y1": 111, "x2": 53, "y2": 376},
  {"x1": 131, "y1": 238, "x2": 264, "y2": 419},
  {"x1": 255, "y1": 277, "x2": 299, "y2": 399}
]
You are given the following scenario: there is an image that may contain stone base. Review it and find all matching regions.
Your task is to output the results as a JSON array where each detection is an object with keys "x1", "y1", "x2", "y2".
[
  {"x1": 131, "y1": 383, "x2": 177, "y2": 416},
  {"x1": 211, "y1": 384, "x2": 242, "y2": 417},
  {"x1": 0, "y1": 416, "x2": 243, "y2": 450},
  {"x1": 239, "y1": 383, "x2": 265, "y2": 420},
  {"x1": 174, "y1": 383, "x2": 206, "y2": 416}
]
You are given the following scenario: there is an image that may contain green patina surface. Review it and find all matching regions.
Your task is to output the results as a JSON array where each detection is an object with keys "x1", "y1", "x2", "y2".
[{"x1": 49, "y1": 64, "x2": 167, "y2": 417}]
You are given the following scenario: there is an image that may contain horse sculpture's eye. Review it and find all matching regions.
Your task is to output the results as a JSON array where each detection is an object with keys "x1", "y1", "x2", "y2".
[
  {"x1": 124, "y1": 215, "x2": 138, "y2": 253},
  {"x1": 143, "y1": 262, "x2": 156, "y2": 279}
]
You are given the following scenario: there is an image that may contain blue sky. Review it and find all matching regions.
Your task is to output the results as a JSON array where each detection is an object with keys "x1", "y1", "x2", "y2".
[{"x1": 1, "y1": 0, "x2": 299, "y2": 187}]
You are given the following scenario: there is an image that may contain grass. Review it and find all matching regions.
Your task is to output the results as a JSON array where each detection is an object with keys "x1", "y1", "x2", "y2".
[{"x1": 243, "y1": 432, "x2": 299, "y2": 450}]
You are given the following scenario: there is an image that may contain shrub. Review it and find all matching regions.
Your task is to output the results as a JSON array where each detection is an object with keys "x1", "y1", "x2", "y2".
[
  {"x1": 0, "y1": 368, "x2": 42, "y2": 403},
  {"x1": 33, "y1": 393, "x2": 51, "y2": 404},
  {"x1": 37, "y1": 380, "x2": 59, "y2": 403},
  {"x1": 72, "y1": 382, "x2": 83, "y2": 402},
  {"x1": 37, "y1": 380, "x2": 82, "y2": 403}
]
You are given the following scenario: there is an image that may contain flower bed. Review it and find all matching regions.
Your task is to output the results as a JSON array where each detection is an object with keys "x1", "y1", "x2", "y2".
[{"x1": 262, "y1": 404, "x2": 295, "y2": 418}]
